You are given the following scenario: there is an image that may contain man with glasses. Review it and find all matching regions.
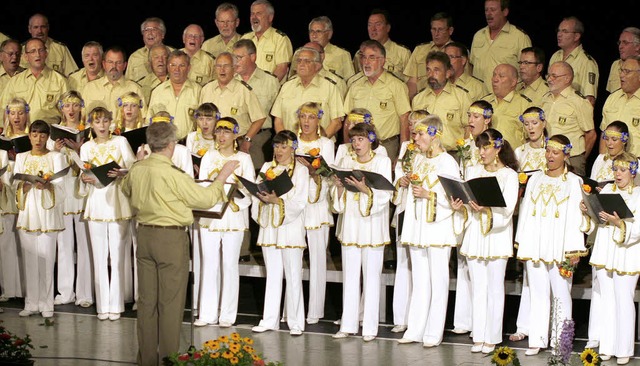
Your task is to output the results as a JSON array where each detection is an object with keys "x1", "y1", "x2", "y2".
[
  {"x1": 125, "y1": 17, "x2": 174, "y2": 82},
  {"x1": 69, "y1": 41, "x2": 105, "y2": 92},
  {"x1": 605, "y1": 27, "x2": 640, "y2": 93},
  {"x1": 288, "y1": 42, "x2": 347, "y2": 98},
  {"x1": 308, "y1": 16, "x2": 354, "y2": 81},
  {"x1": 0, "y1": 38, "x2": 68, "y2": 125},
  {"x1": 203, "y1": 2, "x2": 242, "y2": 58},
  {"x1": 21, "y1": 13, "x2": 78, "y2": 77},
  {"x1": 181, "y1": 24, "x2": 215, "y2": 87},
  {"x1": 549, "y1": 16, "x2": 599, "y2": 107},
  {"x1": 518, "y1": 46, "x2": 549, "y2": 107},
  {"x1": 148, "y1": 50, "x2": 201, "y2": 141},
  {"x1": 600, "y1": 55, "x2": 640, "y2": 156},
  {"x1": 0, "y1": 39, "x2": 25, "y2": 96},
  {"x1": 444, "y1": 42, "x2": 488, "y2": 102},
  {"x1": 138, "y1": 44, "x2": 170, "y2": 103},
  {"x1": 82, "y1": 46, "x2": 143, "y2": 115},
  {"x1": 541, "y1": 61, "x2": 595, "y2": 176}
]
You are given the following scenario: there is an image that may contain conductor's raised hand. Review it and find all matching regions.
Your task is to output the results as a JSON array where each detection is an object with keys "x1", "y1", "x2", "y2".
[{"x1": 216, "y1": 160, "x2": 240, "y2": 183}]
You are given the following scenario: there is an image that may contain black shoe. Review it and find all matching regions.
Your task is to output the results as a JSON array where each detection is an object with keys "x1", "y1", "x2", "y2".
[
  {"x1": 384, "y1": 260, "x2": 396, "y2": 270},
  {"x1": 239, "y1": 255, "x2": 251, "y2": 263}
]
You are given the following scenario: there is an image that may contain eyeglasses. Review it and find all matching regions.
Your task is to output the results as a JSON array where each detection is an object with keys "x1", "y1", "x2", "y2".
[
  {"x1": 309, "y1": 29, "x2": 328, "y2": 35},
  {"x1": 617, "y1": 40, "x2": 639, "y2": 46},
  {"x1": 556, "y1": 28, "x2": 578, "y2": 34},
  {"x1": 620, "y1": 68, "x2": 640, "y2": 75},
  {"x1": 296, "y1": 58, "x2": 316, "y2": 65},
  {"x1": 142, "y1": 27, "x2": 161, "y2": 33},
  {"x1": 546, "y1": 73, "x2": 568, "y2": 79},
  {"x1": 361, "y1": 55, "x2": 383, "y2": 62},
  {"x1": 25, "y1": 48, "x2": 46, "y2": 55},
  {"x1": 518, "y1": 61, "x2": 540, "y2": 65}
]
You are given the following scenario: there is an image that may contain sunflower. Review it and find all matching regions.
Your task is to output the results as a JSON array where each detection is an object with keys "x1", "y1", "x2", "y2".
[
  {"x1": 580, "y1": 348, "x2": 600, "y2": 366},
  {"x1": 491, "y1": 346, "x2": 516, "y2": 366}
]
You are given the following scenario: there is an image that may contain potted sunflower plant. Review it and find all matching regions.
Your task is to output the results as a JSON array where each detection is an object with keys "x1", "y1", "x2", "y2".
[{"x1": 0, "y1": 321, "x2": 34, "y2": 365}]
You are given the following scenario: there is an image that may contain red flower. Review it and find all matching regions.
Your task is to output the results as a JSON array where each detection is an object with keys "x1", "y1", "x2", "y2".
[
  {"x1": 178, "y1": 353, "x2": 190, "y2": 361},
  {"x1": 13, "y1": 339, "x2": 24, "y2": 346},
  {"x1": 0, "y1": 334, "x2": 10, "y2": 340},
  {"x1": 193, "y1": 352, "x2": 201, "y2": 359},
  {"x1": 253, "y1": 360, "x2": 265, "y2": 366}
]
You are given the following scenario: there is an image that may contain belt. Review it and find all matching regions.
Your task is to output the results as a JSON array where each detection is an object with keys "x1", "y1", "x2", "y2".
[
  {"x1": 379, "y1": 135, "x2": 400, "y2": 144},
  {"x1": 138, "y1": 223, "x2": 188, "y2": 231}
]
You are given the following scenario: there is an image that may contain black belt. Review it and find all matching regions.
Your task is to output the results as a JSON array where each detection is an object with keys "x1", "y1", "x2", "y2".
[
  {"x1": 138, "y1": 223, "x2": 188, "y2": 231},
  {"x1": 380, "y1": 135, "x2": 400, "y2": 144}
]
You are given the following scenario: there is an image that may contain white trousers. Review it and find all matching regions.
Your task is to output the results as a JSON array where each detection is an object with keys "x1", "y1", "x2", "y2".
[
  {"x1": 526, "y1": 261, "x2": 572, "y2": 348},
  {"x1": 403, "y1": 247, "x2": 431, "y2": 342},
  {"x1": 56, "y1": 214, "x2": 91, "y2": 303},
  {"x1": 88, "y1": 220, "x2": 127, "y2": 314},
  {"x1": 514, "y1": 265, "x2": 530, "y2": 335},
  {"x1": 198, "y1": 230, "x2": 243, "y2": 324},
  {"x1": 453, "y1": 250, "x2": 473, "y2": 331},
  {"x1": 595, "y1": 268, "x2": 638, "y2": 357},
  {"x1": 587, "y1": 266, "x2": 601, "y2": 344},
  {"x1": 468, "y1": 258, "x2": 507, "y2": 345},
  {"x1": 19, "y1": 231, "x2": 56, "y2": 313},
  {"x1": 340, "y1": 245, "x2": 383, "y2": 337},
  {"x1": 0, "y1": 214, "x2": 22, "y2": 298},
  {"x1": 306, "y1": 226, "x2": 329, "y2": 320},
  {"x1": 258, "y1": 246, "x2": 305, "y2": 332},
  {"x1": 392, "y1": 240, "x2": 411, "y2": 326}
]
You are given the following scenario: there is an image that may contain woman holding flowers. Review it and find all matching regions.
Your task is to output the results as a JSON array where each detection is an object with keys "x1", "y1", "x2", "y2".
[
  {"x1": 450, "y1": 128, "x2": 519, "y2": 354},
  {"x1": 331, "y1": 122, "x2": 392, "y2": 342},
  {"x1": 251, "y1": 130, "x2": 309, "y2": 336},
  {"x1": 395, "y1": 115, "x2": 460, "y2": 346},
  {"x1": 582, "y1": 152, "x2": 640, "y2": 365},
  {"x1": 196, "y1": 117, "x2": 254, "y2": 327},
  {"x1": 515, "y1": 134, "x2": 587, "y2": 355},
  {"x1": 294, "y1": 102, "x2": 335, "y2": 325}
]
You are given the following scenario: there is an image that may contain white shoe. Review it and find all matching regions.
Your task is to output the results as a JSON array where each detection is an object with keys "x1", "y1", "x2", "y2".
[
  {"x1": 391, "y1": 325, "x2": 407, "y2": 333},
  {"x1": 600, "y1": 355, "x2": 612, "y2": 361},
  {"x1": 132, "y1": 303, "x2": 138, "y2": 311},
  {"x1": 481, "y1": 344, "x2": 495, "y2": 354},
  {"x1": 290, "y1": 329, "x2": 302, "y2": 336},
  {"x1": 423, "y1": 342, "x2": 438, "y2": 348},
  {"x1": 19, "y1": 310, "x2": 36, "y2": 317},
  {"x1": 108, "y1": 313, "x2": 120, "y2": 321},
  {"x1": 452, "y1": 327, "x2": 470, "y2": 334},
  {"x1": 78, "y1": 301, "x2": 93, "y2": 308},
  {"x1": 471, "y1": 343, "x2": 483, "y2": 353},
  {"x1": 41, "y1": 311, "x2": 54, "y2": 318},
  {"x1": 397, "y1": 338, "x2": 414, "y2": 344},
  {"x1": 332, "y1": 331, "x2": 349, "y2": 339},
  {"x1": 585, "y1": 340, "x2": 599, "y2": 349},
  {"x1": 252, "y1": 325, "x2": 270, "y2": 333},
  {"x1": 617, "y1": 357, "x2": 630, "y2": 365},
  {"x1": 219, "y1": 321, "x2": 232, "y2": 328},
  {"x1": 306, "y1": 318, "x2": 319, "y2": 325},
  {"x1": 97, "y1": 313, "x2": 109, "y2": 320},
  {"x1": 194, "y1": 320, "x2": 210, "y2": 327},
  {"x1": 525, "y1": 348, "x2": 540, "y2": 356},
  {"x1": 363, "y1": 335, "x2": 376, "y2": 342},
  {"x1": 0, "y1": 295, "x2": 10, "y2": 302},
  {"x1": 333, "y1": 319, "x2": 341, "y2": 325}
]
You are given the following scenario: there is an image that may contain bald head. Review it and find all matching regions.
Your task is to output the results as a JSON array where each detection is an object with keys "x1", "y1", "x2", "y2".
[
  {"x1": 183, "y1": 24, "x2": 205, "y2": 55},
  {"x1": 303, "y1": 41, "x2": 324, "y2": 62}
]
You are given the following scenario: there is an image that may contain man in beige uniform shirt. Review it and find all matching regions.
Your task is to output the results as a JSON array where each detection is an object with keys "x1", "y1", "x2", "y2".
[
  {"x1": 353, "y1": 9, "x2": 410, "y2": 83},
  {"x1": 148, "y1": 50, "x2": 202, "y2": 141},
  {"x1": 345, "y1": 39, "x2": 411, "y2": 163},
  {"x1": 541, "y1": 61, "x2": 596, "y2": 176},
  {"x1": 517, "y1": 47, "x2": 549, "y2": 107},
  {"x1": 241, "y1": 0, "x2": 293, "y2": 83},
  {"x1": 550, "y1": 16, "x2": 599, "y2": 107},
  {"x1": 600, "y1": 56, "x2": 640, "y2": 156},
  {"x1": 605, "y1": 27, "x2": 640, "y2": 94},
  {"x1": 137, "y1": 44, "x2": 169, "y2": 103},
  {"x1": 181, "y1": 24, "x2": 216, "y2": 87},
  {"x1": 411, "y1": 51, "x2": 471, "y2": 152},
  {"x1": 0, "y1": 39, "x2": 25, "y2": 95},
  {"x1": 289, "y1": 41, "x2": 347, "y2": 98},
  {"x1": 1, "y1": 38, "x2": 68, "y2": 125},
  {"x1": 482, "y1": 64, "x2": 533, "y2": 149},
  {"x1": 444, "y1": 42, "x2": 488, "y2": 103},
  {"x1": 202, "y1": 2, "x2": 242, "y2": 58},
  {"x1": 0, "y1": 32, "x2": 8, "y2": 45},
  {"x1": 308, "y1": 16, "x2": 355, "y2": 81},
  {"x1": 122, "y1": 121, "x2": 238, "y2": 366},
  {"x1": 68, "y1": 41, "x2": 104, "y2": 92},
  {"x1": 125, "y1": 17, "x2": 174, "y2": 82},
  {"x1": 82, "y1": 46, "x2": 143, "y2": 115},
  {"x1": 469, "y1": 0, "x2": 532, "y2": 88},
  {"x1": 21, "y1": 13, "x2": 78, "y2": 77},
  {"x1": 272, "y1": 47, "x2": 344, "y2": 139}
]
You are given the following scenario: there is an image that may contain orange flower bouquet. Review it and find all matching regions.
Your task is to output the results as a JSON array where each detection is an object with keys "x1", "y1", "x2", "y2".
[{"x1": 168, "y1": 333, "x2": 282, "y2": 366}]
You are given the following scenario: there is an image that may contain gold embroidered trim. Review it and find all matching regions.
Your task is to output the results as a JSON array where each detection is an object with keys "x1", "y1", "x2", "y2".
[{"x1": 480, "y1": 208, "x2": 493, "y2": 235}]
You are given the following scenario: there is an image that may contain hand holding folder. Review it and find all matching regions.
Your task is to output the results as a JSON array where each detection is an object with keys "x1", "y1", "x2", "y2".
[{"x1": 438, "y1": 173, "x2": 507, "y2": 207}]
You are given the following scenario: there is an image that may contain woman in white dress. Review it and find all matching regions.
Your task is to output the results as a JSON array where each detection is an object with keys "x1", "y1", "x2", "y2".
[
  {"x1": 251, "y1": 130, "x2": 309, "y2": 336},
  {"x1": 395, "y1": 115, "x2": 460, "y2": 346},
  {"x1": 331, "y1": 122, "x2": 392, "y2": 342},
  {"x1": 450, "y1": 128, "x2": 519, "y2": 354},
  {"x1": 79, "y1": 107, "x2": 136, "y2": 321},
  {"x1": 196, "y1": 117, "x2": 254, "y2": 327},
  {"x1": 14, "y1": 120, "x2": 67, "y2": 318},
  {"x1": 293, "y1": 102, "x2": 335, "y2": 325},
  {"x1": 582, "y1": 152, "x2": 640, "y2": 365},
  {"x1": 515, "y1": 134, "x2": 587, "y2": 355}
]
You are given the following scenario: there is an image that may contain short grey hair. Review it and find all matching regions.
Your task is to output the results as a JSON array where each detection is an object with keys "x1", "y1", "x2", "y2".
[{"x1": 146, "y1": 121, "x2": 176, "y2": 152}]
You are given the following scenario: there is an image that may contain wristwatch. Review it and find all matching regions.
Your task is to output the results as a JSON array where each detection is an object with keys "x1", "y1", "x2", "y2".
[{"x1": 243, "y1": 135, "x2": 252, "y2": 142}]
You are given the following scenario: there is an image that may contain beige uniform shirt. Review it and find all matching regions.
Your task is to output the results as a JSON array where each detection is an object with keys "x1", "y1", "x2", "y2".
[
  {"x1": 0, "y1": 65, "x2": 25, "y2": 97},
  {"x1": 199, "y1": 78, "x2": 265, "y2": 136},
  {"x1": 271, "y1": 73, "x2": 344, "y2": 133},
  {"x1": 21, "y1": 38, "x2": 79, "y2": 77},
  {"x1": 454, "y1": 73, "x2": 489, "y2": 103},
  {"x1": 148, "y1": 79, "x2": 202, "y2": 140},
  {"x1": 404, "y1": 41, "x2": 446, "y2": 92},
  {"x1": 606, "y1": 59, "x2": 623, "y2": 93},
  {"x1": 323, "y1": 43, "x2": 355, "y2": 80},
  {"x1": 469, "y1": 22, "x2": 532, "y2": 87},
  {"x1": 353, "y1": 39, "x2": 411, "y2": 82},
  {"x1": 0, "y1": 66, "x2": 68, "y2": 125},
  {"x1": 241, "y1": 27, "x2": 293, "y2": 75},
  {"x1": 344, "y1": 71, "x2": 412, "y2": 141},
  {"x1": 202, "y1": 34, "x2": 241, "y2": 58},
  {"x1": 0, "y1": 32, "x2": 8, "y2": 44},
  {"x1": 549, "y1": 45, "x2": 599, "y2": 99},
  {"x1": 82, "y1": 75, "x2": 143, "y2": 115},
  {"x1": 411, "y1": 82, "x2": 472, "y2": 150},
  {"x1": 182, "y1": 49, "x2": 216, "y2": 86},
  {"x1": 541, "y1": 87, "x2": 594, "y2": 156},
  {"x1": 518, "y1": 77, "x2": 550, "y2": 107},
  {"x1": 125, "y1": 45, "x2": 176, "y2": 82},
  {"x1": 137, "y1": 73, "x2": 166, "y2": 104},
  {"x1": 235, "y1": 68, "x2": 280, "y2": 129},
  {"x1": 601, "y1": 88, "x2": 640, "y2": 156},
  {"x1": 483, "y1": 91, "x2": 533, "y2": 149},
  {"x1": 68, "y1": 68, "x2": 105, "y2": 92}
]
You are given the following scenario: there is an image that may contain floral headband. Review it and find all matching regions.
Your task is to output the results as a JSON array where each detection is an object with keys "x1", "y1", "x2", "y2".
[
  {"x1": 468, "y1": 105, "x2": 492, "y2": 119},
  {"x1": 5, "y1": 104, "x2": 30, "y2": 114},
  {"x1": 215, "y1": 120, "x2": 239, "y2": 134},
  {"x1": 150, "y1": 115, "x2": 174, "y2": 124},
  {"x1": 58, "y1": 96, "x2": 84, "y2": 110},
  {"x1": 602, "y1": 129, "x2": 629, "y2": 143},
  {"x1": 483, "y1": 137, "x2": 503, "y2": 149},
  {"x1": 546, "y1": 139, "x2": 572, "y2": 155},
  {"x1": 414, "y1": 124, "x2": 442, "y2": 137},
  {"x1": 613, "y1": 159, "x2": 639, "y2": 175},
  {"x1": 274, "y1": 139, "x2": 298, "y2": 150},
  {"x1": 519, "y1": 110, "x2": 545, "y2": 123},
  {"x1": 117, "y1": 95, "x2": 143, "y2": 108},
  {"x1": 347, "y1": 113, "x2": 373, "y2": 125},
  {"x1": 298, "y1": 107, "x2": 324, "y2": 119}
]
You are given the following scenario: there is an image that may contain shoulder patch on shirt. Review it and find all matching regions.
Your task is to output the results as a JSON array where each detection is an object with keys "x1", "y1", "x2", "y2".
[
  {"x1": 472, "y1": 75, "x2": 484, "y2": 83},
  {"x1": 263, "y1": 70, "x2": 278, "y2": 79},
  {"x1": 275, "y1": 29, "x2": 288, "y2": 37},
  {"x1": 171, "y1": 165, "x2": 186, "y2": 174},
  {"x1": 397, "y1": 43, "x2": 411, "y2": 52},
  {"x1": 520, "y1": 94, "x2": 533, "y2": 103},
  {"x1": 575, "y1": 90, "x2": 586, "y2": 99},
  {"x1": 202, "y1": 50, "x2": 216, "y2": 60},
  {"x1": 386, "y1": 70, "x2": 405, "y2": 82},
  {"x1": 240, "y1": 80, "x2": 253, "y2": 90},
  {"x1": 481, "y1": 92, "x2": 492, "y2": 100},
  {"x1": 323, "y1": 76, "x2": 337, "y2": 85},
  {"x1": 51, "y1": 39, "x2": 67, "y2": 47},
  {"x1": 455, "y1": 84, "x2": 469, "y2": 93},
  {"x1": 53, "y1": 69, "x2": 66, "y2": 78},
  {"x1": 328, "y1": 69, "x2": 345, "y2": 80},
  {"x1": 586, "y1": 53, "x2": 594, "y2": 61},
  {"x1": 69, "y1": 68, "x2": 82, "y2": 76},
  {"x1": 136, "y1": 75, "x2": 146, "y2": 83}
]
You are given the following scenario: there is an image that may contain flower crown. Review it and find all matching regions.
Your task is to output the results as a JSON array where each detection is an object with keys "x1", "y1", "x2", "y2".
[
  {"x1": 117, "y1": 95, "x2": 143, "y2": 108},
  {"x1": 602, "y1": 129, "x2": 629, "y2": 143},
  {"x1": 468, "y1": 105, "x2": 492, "y2": 119},
  {"x1": 298, "y1": 106, "x2": 324, "y2": 119},
  {"x1": 150, "y1": 115, "x2": 174, "y2": 124},
  {"x1": 415, "y1": 124, "x2": 442, "y2": 137},
  {"x1": 273, "y1": 139, "x2": 298, "y2": 150},
  {"x1": 519, "y1": 110, "x2": 545, "y2": 123},
  {"x1": 613, "y1": 159, "x2": 639, "y2": 175},
  {"x1": 215, "y1": 120, "x2": 239, "y2": 134},
  {"x1": 5, "y1": 104, "x2": 30, "y2": 114},
  {"x1": 58, "y1": 96, "x2": 84, "y2": 110},
  {"x1": 347, "y1": 113, "x2": 373, "y2": 125},
  {"x1": 546, "y1": 138, "x2": 572, "y2": 155},
  {"x1": 483, "y1": 137, "x2": 503, "y2": 149}
]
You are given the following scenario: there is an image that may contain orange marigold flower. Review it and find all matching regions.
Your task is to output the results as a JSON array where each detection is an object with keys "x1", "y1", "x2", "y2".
[
  {"x1": 243, "y1": 337, "x2": 254, "y2": 345},
  {"x1": 409, "y1": 173, "x2": 420, "y2": 182},
  {"x1": 308, "y1": 147, "x2": 320, "y2": 157},
  {"x1": 210, "y1": 352, "x2": 220, "y2": 359},
  {"x1": 230, "y1": 332, "x2": 241, "y2": 341},
  {"x1": 83, "y1": 162, "x2": 93, "y2": 170},
  {"x1": 582, "y1": 184, "x2": 592, "y2": 194},
  {"x1": 230, "y1": 356, "x2": 239, "y2": 365},
  {"x1": 113, "y1": 128, "x2": 121, "y2": 135},
  {"x1": 197, "y1": 148, "x2": 208, "y2": 157},
  {"x1": 77, "y1": 124, "x2": 85, "y2": 131},
  {"x1": 407, "y1": 143, "x2": 416, "y2": 151},
  {"x1": 312, "y1": 158, "x2": 321, "y2": 169},
  {"x1": 42, "y1": 173, "x2": 53, "y2": 181},
  {"x1": 243, "y1": 345, "x2": 254, "y2": 353},
  {"x1": 222, "y1": 350, "x2": 233, "y2": 359},
  {"x1": 518, "y1": 172, "x2": 528, "y2": 184},
  {"x1": 218, "y1": 335, "x2": 229, "y2": 343},
  {"x1": 265, "y1": 169, "x2": 277, "y2": 180},
  {"x1": 229, "y1": 342, "x2": 241, "y2": 353}
]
